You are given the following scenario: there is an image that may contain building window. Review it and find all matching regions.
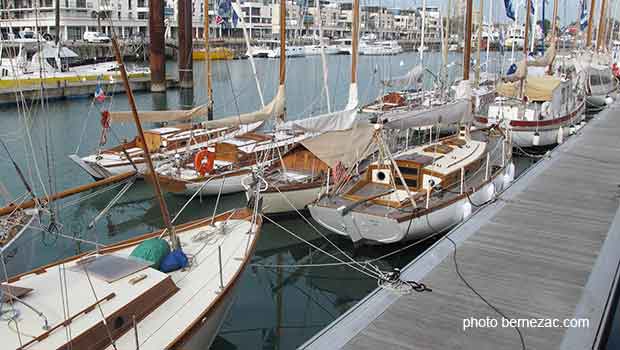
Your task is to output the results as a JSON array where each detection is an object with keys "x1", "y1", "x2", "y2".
[
  {"x1": 137, "y1": 0, "x2": 145, "y2": 7},
  {"x1": 76, "y1": 0, "x2": 86, "y2": 8},
  {"x1": 138, "y1": 12, "x2": 147, "y2": 19},
  {"x1": 128, "y1": 0, "x2": 132, "y2": 8}
]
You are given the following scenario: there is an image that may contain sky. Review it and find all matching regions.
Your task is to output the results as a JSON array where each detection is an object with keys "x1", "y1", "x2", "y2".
[{"x1": 352, "y1": 0, "x2": 617, "y2": 27}]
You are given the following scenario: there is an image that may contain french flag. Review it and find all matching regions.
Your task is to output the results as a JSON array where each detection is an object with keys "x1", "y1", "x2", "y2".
[{"x1": 94, "y1": 83, "x2": 106, "y2": 103}]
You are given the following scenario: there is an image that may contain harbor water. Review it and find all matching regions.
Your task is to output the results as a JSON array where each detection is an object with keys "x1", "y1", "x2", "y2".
[{"x1": 1, "y1": 51, "x2": 536, "y2": 349}]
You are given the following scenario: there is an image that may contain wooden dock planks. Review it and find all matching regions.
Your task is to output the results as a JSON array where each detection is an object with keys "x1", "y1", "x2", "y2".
[{"x1": 300, "y1": 102, "x2": 620, "y2": 350}]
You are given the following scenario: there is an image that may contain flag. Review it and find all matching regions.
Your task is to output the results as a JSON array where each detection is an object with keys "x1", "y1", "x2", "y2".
[
  {"x1": 579, "y1": 0, "x2": 588, "y2": 31},
  {"x1": 504, "y1": 0, "x2": 515, "y2": 21},
  {"x1": 94, "y1": 82, "x2": 105, "y2": 103},
  {"x1": 232, "y1": 10, "x2": 238, "y2": 28},
  {"x1": 506, "y1": 63, "x2": 517, "y2": 76},
  {"x1": 215, "y1": 15, "x2": 224, "y2": 25}
]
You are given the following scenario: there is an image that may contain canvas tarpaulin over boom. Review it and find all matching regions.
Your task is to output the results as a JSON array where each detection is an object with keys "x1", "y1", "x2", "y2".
[
  {"x1": 108, "y1": 85, "x2": 286, "y2": 127},
  {"x1": 300, "y1": 124, "x2": 375, "y2": 169},
  {"x1": 497, "y1": 76, "x2": 561, "y2": 101}
]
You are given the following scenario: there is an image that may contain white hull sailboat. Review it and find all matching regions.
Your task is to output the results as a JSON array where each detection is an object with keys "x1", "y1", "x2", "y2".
[
  {"x1": 308, "y1": 129, "x2": 514, "y2": 244},
  {"x1": 0, "y1": 208, "x2": 261, "y2": 350}
]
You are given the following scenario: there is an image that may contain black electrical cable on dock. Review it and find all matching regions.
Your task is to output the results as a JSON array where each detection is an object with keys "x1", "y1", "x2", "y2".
[{"x1": 446, "y1": 236, "x2": 526, "y2": 350}]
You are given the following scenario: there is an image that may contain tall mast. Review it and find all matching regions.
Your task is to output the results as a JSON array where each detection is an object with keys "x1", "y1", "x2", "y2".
[
  {"x1": 109, "y1": 36, "x2": 178, "y2": 248},
  {"x1": 550, "y1": 0, "x2": 558, "y2": 40},
  {"x1": 279, "y1": 0, "x2": 286, "y2": 86},
  {"x1": 475, "y1": 0, "x2": 484, "y2": 87},
  {"x1": 587, "y1": 0, "x2": 596, "y2": 48},
  {"x1": 463, "y1": 0, "x2": 474, "y2": 81},
  {"x1": 351, "y1": 0, "x2": 359, "y2": 84},
  {"x1": 520, "y1": 0, "x2": 532, "y2": 98},
  {"x1": 55, "y1": 0, "x2": 60, "y2": 44},
  {"x1": 420, "y1": 0, "x2": 426, "y2": 61},
  {"x1": 205, "y1": 0, "x2": 213, "y2": 120},
  {"x1": 597, "y1": 0, "x2": 609, "y2": 51}
]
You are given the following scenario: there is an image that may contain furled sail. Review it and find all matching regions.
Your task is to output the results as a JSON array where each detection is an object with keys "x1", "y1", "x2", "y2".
[
  {"x1": 109, "y1": 85, "x2": 286, "y2": 127},
  {"x1": 381, "y1": 99, "x2": 472, "y2": 130},
  {"x1": 381, "y1": 65, "x2": 424, "y2": 88},
  {"x1": 279, "y1": 83, "x2": 358, "y2": 133},
  {"x1": 381, "y1": 80, "x2": 472, "y2": 130}
]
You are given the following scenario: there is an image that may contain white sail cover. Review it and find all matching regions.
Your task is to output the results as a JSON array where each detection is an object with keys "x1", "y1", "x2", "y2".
[
  {"x1": 382, "y1": 80, "x2": 472, "y2": 130},
  {"x1": 279, "y1": 83, "x2": 358, "y2": 133},
  {"x1": 381, "y1": 65, "x2": 424, "y2": 87},
  {"x1": 300, "y1": 124, "x2": 375, "y2": 168},
  {"x1": 382, "y1": 99, "x2": 472, "y2": 130},
  {"x1": 109, "y1": 85, "x2": 285, "y2": 128}
]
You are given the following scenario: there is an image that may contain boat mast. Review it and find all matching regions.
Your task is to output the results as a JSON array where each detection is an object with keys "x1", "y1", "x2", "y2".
[
  {"x1": 597, "y1": 0, "x2": 609, "y2": 51},
  {"x1": 279, "y1": 0, "x2": 286, "y2": 86},
  {"x1": 317, "y1": 0, "x2": 332, "y2": 113},
  {"x1": 587, "y1": 0, "x2": 596, "y2": 49},
  {"x1": 351, "y1": 0, "x2": 359, "y2": 84},
  {"x1": 205, "y1": 0, "x2": 214, "y2": 120},
  {"x1": 463, "y1": 0, "x2": 473, "y2": 80},
  {"x1": 520, "y1": 0, "x2": 532, "y2": 98},
  {"x1": 55, "y1": 0, "x2": 60, "y2": 44},
  {"x1": 109, "y1": 37, "x2": 178, "y2": 248},
  {"x1": 548, "y1": 0, "x2": 559, "y2": 72},
  {"x1": 443, "y1": 0, "x2": 452, "y2": 86},
  {"x1": 475, "y1": 0, "x2": 484, "y2": 87},
  {"x1": 420, "y1": 0, "x2": 426, "y2": 62}
]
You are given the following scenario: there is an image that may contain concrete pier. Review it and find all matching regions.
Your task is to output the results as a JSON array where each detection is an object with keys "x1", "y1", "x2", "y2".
[{"x1": 300, "y1": 102, "x2": 620, "y2": 349}]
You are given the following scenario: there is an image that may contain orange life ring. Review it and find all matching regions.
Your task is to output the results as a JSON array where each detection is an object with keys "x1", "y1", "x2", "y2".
[{"x1": 194, "y1": 149, "x2": 215, "y2": 176}]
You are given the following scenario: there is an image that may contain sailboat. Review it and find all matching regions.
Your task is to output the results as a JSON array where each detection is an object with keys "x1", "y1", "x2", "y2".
[
  {"x1": 239, "y1": 0, "x2": 363, "y2": 215},
  {"x1": 71, "y1": 2, "x2": 269, "y2": 180},
  {"x1": 477, "y1": 0, "x2": 586, "y2": 148},
  {"x1": 306, "y1": 0, "x2": 515, "y2": 245},
  {"x1": 571, "y1": 0, "x2": 619, "y2": 113},
  {"x1": 0, "y1": 29, "x2": 262, "y2": 350},
  {"x1": 154, "y1": 0, "x2": 360, "y2": 198}
]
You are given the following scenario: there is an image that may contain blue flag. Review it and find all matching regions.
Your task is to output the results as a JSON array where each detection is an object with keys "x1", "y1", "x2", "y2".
[
  {"x1": 580, "y1": 0, "x2": 588, "y2": 30},
  {"x1": 504, "y1": 0, "x2": 515, "y2": 21}
]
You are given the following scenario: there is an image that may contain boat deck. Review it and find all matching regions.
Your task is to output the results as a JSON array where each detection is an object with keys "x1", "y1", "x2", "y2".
[
  {"x1": 300, "y1": 102, "x2": 620, "y2": 349},
  {"x1": 315, "y1": 131, "x2": 504, "y2": 221}
]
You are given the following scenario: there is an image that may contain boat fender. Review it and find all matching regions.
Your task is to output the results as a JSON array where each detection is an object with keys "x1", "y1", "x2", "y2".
[
  {"x1": 557, "y1": 126, "x2": 564, "y2": 144},
  {"x1": 462, "y1": 201, "x2": 472, "y2": 220},
  {"x1": 532, "y1": 132, "x2": 541, "y2": 146},
  {"x1": 503, "y1": 162, "x2": 515, "y2": 187},
  {"x1": 159, "y1": 248, "x2": 189, "y2": 273},
  {"x1": 605, "y1": 96, "x2": 614, "y2": 105},
  {"x1": 194, "y1": 149, "x2": 216, "y2": 176},
  {"x1": 569, "y1": 125, "x2": 576, "y2": 135}
]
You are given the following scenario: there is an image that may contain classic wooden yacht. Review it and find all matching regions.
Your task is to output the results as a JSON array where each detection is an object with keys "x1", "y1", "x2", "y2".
[
  {"x1": 155, "y1": 128, "x2": 308, "y2": 196},
  {"x1": 476, "y1": 76, "x2": 585, "y2": 147},
  {"x1": 72, "y1": 118, "x2": 265, "y2": 180},
  {"x1": 0, "y1": 208, "x2": 262, "y2": 350},
  {"x1": 243, "y1": 125, "x2": 375, "y2": 215},
  {"x1": 476, "y1": 0, "x2": 585, "y2": 148},
  {"x1": 308, "y1": 127, "x2": 514, "y2": 244},
  {"x1": 0, "y1": 27, "x2": 262, "y2": 350}
]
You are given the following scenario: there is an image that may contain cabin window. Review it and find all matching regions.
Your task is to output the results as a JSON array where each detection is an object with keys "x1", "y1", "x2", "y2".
[
  {"x1": 114, "y1": 316, "x2": 125, "y2": 329},
  {"x1": 399, "y1": 167, "x2": 418, "y2": 176},
  {"x1": 403, "y1": 178, "x2": 418, "y2": 188}
]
